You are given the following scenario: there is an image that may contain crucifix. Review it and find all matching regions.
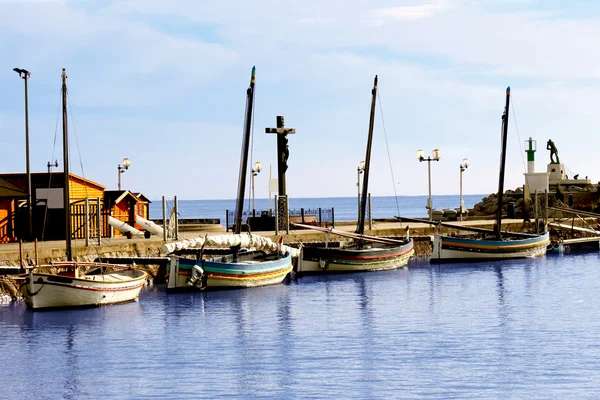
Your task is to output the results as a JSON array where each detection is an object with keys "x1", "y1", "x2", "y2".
[{"x1": 265, "y1": 116, "x2": 296, "y2": 196}]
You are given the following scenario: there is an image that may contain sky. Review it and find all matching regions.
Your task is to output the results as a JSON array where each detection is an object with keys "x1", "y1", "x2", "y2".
[{"x1": 1, "y1": 0, "x2": 599, "y2": 201}]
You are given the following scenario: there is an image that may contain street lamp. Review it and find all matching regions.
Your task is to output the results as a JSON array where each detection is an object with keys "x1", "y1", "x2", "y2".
[
  {"x1": 459, "y1": 158, "x2": 470, "y2": 221},
  {"x1": 417, "y1": 149, "x2": 441, "y2": 221},
  {"x1": 117, "y1": 158, "x2": 131, "y2": 190},
  {"x1": 14, "y1": 67, "x2": 32, "y2": 240},
  {"x1": 357, "y1": 160, "x2": 365, "y2": 221},
  {"x1": 251, "y1": 161, "x2": 262, "y2": 212}
]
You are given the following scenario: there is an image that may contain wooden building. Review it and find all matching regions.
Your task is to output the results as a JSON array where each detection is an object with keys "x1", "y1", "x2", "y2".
[
  {"x1": 103, "y1": 190, "x2": 151, "y2": 237},
  {"x1": 0, "y1": 178, "x2": 27, "y2": 243},
  {"x1": 0, "y1": 173, "x2": 151, "y2": 242},
  {"x1": 0, "y1": 172, "x2": 107, "y2": 242}
]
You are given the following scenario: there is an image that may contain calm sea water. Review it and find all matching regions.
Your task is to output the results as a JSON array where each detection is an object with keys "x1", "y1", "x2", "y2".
[
  {"x1": 149, "y1": 194, "x2": 486, "y2": 221},
  {"x1": 2, "y1": 253, "x2": 600, "y2": 399}
]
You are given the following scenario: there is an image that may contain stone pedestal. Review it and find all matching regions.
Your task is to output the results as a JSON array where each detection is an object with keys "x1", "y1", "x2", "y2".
[{"x1": 547, "y1": 163, "x2": 565, "y2": 185}]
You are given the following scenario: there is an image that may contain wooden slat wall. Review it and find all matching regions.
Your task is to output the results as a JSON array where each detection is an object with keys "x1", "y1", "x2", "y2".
[{"x1": 69, "y1": 178, "x2": 103, "y2": 200}]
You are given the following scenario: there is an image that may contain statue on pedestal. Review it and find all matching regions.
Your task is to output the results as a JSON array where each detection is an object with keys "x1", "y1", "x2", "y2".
[{"x1": 546, "y1": 139, "x2": 560, "y2": 164}]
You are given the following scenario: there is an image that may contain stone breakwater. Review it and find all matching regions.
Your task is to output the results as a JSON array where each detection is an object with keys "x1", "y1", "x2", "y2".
[{"x1": 469, "y1": 185, "x2": 600, "y2": 219}]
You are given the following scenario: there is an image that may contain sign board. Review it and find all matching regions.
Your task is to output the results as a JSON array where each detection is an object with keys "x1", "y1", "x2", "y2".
[
  {"x1": 269, "y1": 178, "x2": 278, "y2": 192},
  {"x1": 36, "y1": 188, "x2": 63, "y2": 209}
]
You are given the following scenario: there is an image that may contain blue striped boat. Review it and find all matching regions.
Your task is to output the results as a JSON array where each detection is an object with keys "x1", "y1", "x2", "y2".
[
  {"x1": 431, "y1": 232, "x2": 549, "y2": 262},
  {"x1": 167, "y1": 251, "x2": 293, "y2": 291}
]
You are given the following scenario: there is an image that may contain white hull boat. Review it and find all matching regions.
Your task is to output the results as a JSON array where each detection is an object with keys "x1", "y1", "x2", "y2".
[{"x1": 20, "y1": 262, "x2": 147, "y2": 310}]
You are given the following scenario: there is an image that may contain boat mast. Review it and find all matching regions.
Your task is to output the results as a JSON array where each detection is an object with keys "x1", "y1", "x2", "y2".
[
  {"x1": 61, "y1": 68, "x2": 72, "y2": 260},
  {"x1": 494, "y1": 86, "x2": 511, "y2": 240},
  {"x1": 234, "y1": 66, "x2": 256, "y2": 235},
  {"x1": 356, "y1": 75, "x2": 378, "y2": 235}
]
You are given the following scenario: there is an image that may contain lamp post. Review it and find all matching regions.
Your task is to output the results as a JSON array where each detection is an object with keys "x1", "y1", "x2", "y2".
[
  {"x1": 357, "y1": 160, "x2": 365, "y2": 221},
  {"x1": 14, "y1": 67, "x2": 32, "y2": 240},
  {"x1": 459, "y1": 158, "x2": 470, "y2": 221},
  {"x1": 117, "y1": 158, "x2": 131, "y2": 190},
  {"x1": 251, "y1": 161, "x2": 262, "y2": 213},
  {"x1": 417, "y1": 149, "x2": 441, "y2": 221}
]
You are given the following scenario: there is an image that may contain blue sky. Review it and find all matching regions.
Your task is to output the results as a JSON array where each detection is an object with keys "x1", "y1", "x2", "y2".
[{"x1": 1, "y1": 0, "x2": 599, "y2": 200}]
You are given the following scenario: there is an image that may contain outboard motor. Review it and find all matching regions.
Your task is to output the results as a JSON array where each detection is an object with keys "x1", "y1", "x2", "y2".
[{"x1": 187, "y1": 265, "x2": 207, "y2": 289}]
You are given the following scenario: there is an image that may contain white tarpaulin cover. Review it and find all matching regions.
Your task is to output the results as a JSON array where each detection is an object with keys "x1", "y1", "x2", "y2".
[{"x1": 161, "y1": 234, "x2": 301, "y2": 258}]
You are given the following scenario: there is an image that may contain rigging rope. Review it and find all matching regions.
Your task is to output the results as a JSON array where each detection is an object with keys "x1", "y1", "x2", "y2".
[{"x1": 376, "y1": 89, "x2": 401, "y2": 218}]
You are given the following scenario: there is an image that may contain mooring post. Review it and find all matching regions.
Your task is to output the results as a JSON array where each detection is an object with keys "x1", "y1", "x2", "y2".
[
  {"x1": 174, "y1": 196, "x2": 179, "y2": 241},
  {"x1": 332, "y1": 208, "x2": 335, "y2": 228},
  {"x1": 162, "y1": 196, "x2": 167, "y2": 241},
  {"x1": 274, "y1": 195, "x2": 279, "y2": 235},
  {"x1": 96, "y1": 197, "x2": 101, "y2": 245},
  {"x1": 225, "y1": 210, "x2": 229, "y2": 233},
  {"x1": 545, "y1": 189, "x2": 548, "y2": 232},
  {"x1": 301, "y1": 208, "x2": 305, "y2": 224},
  {"x1": 369, "y1": 193, "x2": 373, "y2": 230},
  {"x1": 319, "y1": 207, "x2": 322, "y2": 227},
  {"x1": 85, "y1": 197, "x2": 90, "y2": 247},
  {"x1": 534, "y1": 189, "x2": 539, "y2": 234},
  {"x1": 19, "y1": 240, "x2": 24, "y2": 269}
]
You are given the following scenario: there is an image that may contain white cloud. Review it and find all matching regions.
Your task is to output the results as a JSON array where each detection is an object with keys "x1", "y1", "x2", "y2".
[{"x1": 368, "y1": 1, "x2": 450, "y2": 26}]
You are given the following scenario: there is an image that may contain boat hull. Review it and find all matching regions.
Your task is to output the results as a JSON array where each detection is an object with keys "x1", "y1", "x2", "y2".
[
  {"x1": 20, "y1": 267, "x2": 147, "y2": 310},
  {"x1": 297, "y1": 239, "x2": 414, "y2": 273},
  {"x1": 431, "y1": 233, "x2": 549, "y2": 262},
  {"x1": 167, "y1": 251, "x2": 293, "y2": 291}
]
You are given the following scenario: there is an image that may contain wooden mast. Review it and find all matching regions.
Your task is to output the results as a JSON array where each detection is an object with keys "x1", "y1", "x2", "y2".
[
  {"x1": 494, "y1": 86, "x2": 511, "y2": 240},
  {"x1": 61, "y1": 68, "x2": 72, "y2": 261},
  {"x1": 234, "y1": 66, "x2": 256, "y2": 235},
  {"x1": 356, "y1": 75, "x2": 378, "y2": 235}
]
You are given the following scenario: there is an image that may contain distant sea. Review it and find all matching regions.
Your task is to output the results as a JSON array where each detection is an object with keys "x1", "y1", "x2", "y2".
[{"x1": 149, "y1": 194, "x2": 486, "y2": 222}]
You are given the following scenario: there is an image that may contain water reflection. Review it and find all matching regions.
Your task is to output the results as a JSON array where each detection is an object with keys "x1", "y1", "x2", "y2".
[
  {"x1": 63, "y1": 325, "x2": 80, "y2": 400},
  {"x1": 494, "y1": 265, "x2": 510, "y2": 327}
]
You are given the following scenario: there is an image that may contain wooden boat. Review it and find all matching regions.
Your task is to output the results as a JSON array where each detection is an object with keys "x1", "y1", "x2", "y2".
[
  {"x1": 20, "y1": 262, "x2": 147, "y2": 310},
  {"x1": 296, "y1": 76, "x2": 414, "y2": 274},
  {"x1": 431, "y1": 87, "x2": 549, "y2": 262},
  {"x1": 168, "y1": 250, "x2": 292, "y2": 290},
  {"x1": 19, "y1": 69, "x2": 147, "y2": 309},
  {"x1": 165, "y1": 67, "x2": 293, "y2": 291}
]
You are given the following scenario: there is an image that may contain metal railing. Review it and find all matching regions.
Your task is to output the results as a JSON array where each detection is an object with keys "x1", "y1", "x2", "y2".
[{"x1": 225, "y1": 207, "x2": 335, "y2": 231}]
